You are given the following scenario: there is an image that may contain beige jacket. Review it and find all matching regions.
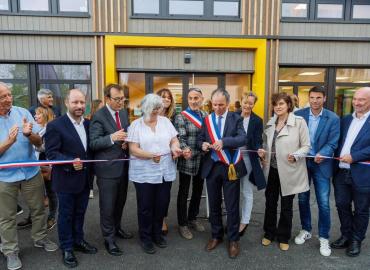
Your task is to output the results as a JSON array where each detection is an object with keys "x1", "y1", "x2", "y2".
[{"x1": 262, "y1": 113, "x2": 310, "y2": 196}]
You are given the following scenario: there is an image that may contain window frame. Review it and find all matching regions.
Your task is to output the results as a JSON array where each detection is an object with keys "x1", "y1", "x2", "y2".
[
  {"x1": 0, "y1": 0, "x2": 90, "y2": 18},
  {"x1": 131, "y1": 0, "x2": 241, "y2": 21},
  {"x1": 281, "y1": 0, "x2": 370, "y2": 23},
  {"x1": 351, "y1": 0, "x2": 370, "y2": 21}
]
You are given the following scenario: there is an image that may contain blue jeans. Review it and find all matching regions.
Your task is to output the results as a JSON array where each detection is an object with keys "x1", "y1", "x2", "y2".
[{"x1": 298, "y1": 160, "x2": 331, "y2": 239}]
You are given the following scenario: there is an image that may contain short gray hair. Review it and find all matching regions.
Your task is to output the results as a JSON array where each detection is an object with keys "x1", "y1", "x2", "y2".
[
  {"x1": 211, "y1": 88, "x2": 230, "y2": 103},
  {"x1": 37, "y1": 89, "x2": 53, "y2": 102},
  {"x1": 0, "y1": 82, "x2": 10, "y2": 91},
  {"x1": 141, "y1": 94, "x2": 163, "y2": 119}
]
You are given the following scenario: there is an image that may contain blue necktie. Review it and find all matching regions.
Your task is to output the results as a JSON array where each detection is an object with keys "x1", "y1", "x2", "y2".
[
  {"x1": 217, "y1": 115, "x2": 223, "y2": 137},
  {"x1": 211, "y1": 115, "x2": 223, "y2": 162}
]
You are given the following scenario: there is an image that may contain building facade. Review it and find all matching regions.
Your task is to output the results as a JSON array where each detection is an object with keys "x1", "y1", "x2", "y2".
[{"x1": 0, "y1": 0, "x2": 369, "y2": 119}]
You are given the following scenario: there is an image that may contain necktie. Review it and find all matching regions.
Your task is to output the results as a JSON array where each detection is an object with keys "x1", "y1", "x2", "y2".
[
  {"x1": 217, "y1": 115, "x2": 223, "y2": 136},
  {"x1": 115, "y1": 111, "x2": 122, "y2": 130}
]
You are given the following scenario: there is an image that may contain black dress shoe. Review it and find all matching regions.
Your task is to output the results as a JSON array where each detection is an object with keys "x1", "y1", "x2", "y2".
[
  {"x1": 153, "y1": 237, "x2": 167, "y2": 248},
  {"x1": 346, "y1": 240, "x2": 361, "y2": 257},
  {"x1": 331, "y1": 236, "x2": 350, "y2": 249},
  {"x1": 116, "y1": 228, "x2": 133, "y2": 239},
  {"x1": 62, "y1": 250, "x2": 78, "y2": 268},
  {"x1": 104, "y1": 241, "x2": 123, "y2": 256},
  {"x1": 74, "y1": 240, "x2": 98, "y2": 254},
  {"x1": 239, "y1": 224, "x2": 249, "y2": 237},
  {"x1": 141, "y1": 242, "x2": 156, "y2": 254}
]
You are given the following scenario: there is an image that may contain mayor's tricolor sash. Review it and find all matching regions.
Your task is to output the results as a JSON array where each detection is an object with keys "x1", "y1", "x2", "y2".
[
  {"x1": 181, "y1": 108, "x2": 202, "y2": 129},
  {"x1": 204, "y1": 113, "x2": 242, "y2": 181}
]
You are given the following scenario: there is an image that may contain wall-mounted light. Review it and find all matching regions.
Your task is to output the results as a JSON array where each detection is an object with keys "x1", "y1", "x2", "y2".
[{"x1": 184, "y1": 52, "x2": 191, "y2": 64}]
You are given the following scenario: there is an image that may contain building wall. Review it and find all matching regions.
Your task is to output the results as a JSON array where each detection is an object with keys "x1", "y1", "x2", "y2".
[
  {"x1": 279, "y1": 41, "x2": 370, "y2": 65},
  {"x1": 116, "y1": 48, "x2": 255, "y2": 72}
]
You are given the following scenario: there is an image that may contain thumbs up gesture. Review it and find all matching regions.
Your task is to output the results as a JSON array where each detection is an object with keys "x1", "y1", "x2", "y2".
[{"x1": 22, "y1": 117, "x2": 33, "y2": 137}]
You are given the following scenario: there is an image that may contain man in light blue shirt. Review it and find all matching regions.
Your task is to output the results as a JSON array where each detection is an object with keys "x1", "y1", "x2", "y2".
[
  {"x1": 294, "y1": 86, "x2": 340, "y2": 257},
  {"x1": 0, "y1": 82, "x2": 58, "y2": 270}
]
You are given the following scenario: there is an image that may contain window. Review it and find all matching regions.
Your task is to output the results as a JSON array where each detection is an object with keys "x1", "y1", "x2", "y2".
[
  {"x1": 214, "y1": 1, "x2": 239, "y2": 16},
  {"x1": 0, "y1": 64, "x2": 30, "y2": 108},
  {"x1": 19, "y1": 0, "x2": 49, "y2": 12},
  {"x1": 281, "y1": 2, "x2": 308, "y2": 18},
  {"x1": 316, "y1": 3, "x2": 343, "y2": 19},
  {"x1": 281, "y1": 0, "x2": 369, "y2": 22},
  {"x1": 133, "y1": 0, "x2": 159, "y2": 14},
  {"x1": 1, "y1": 0, "x2": 89, "y2": 16},
  {"x1": 352, "y1": 0, "x2": 370, "y2": 20},
  {"x1": 132, "y1": 0, "x2": 240, "y2": 20},
  {"x1": 169, "y1": 0, "x2": 204, "y2": 16},
  {"x1": 59, "y1": 0, "x2": 88, "y2": 13},
  {"x1": 0, "y1": 0, "x2": 9, "y2": 11},
  {"x1": 0, "y1": 63, "x2": 92, "y2": 114}
]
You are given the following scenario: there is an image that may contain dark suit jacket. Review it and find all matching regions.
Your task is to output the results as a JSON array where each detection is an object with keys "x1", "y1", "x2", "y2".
[
  {"x1": 45, "y1": 114, "x2": 91, "y2": 194},
  {"x1": 336, "y1": 113, "x2": 370, "y2": 191},
  {"x1": 197, "y1": 111, "x2": 247, "y2": 179},
  {"x1": 295, "y1": 107, "x2": 340, "y2": 178},
  {"x1": 89, "y1": 106, "x2": 129, "y2": 179},
  {"x1": 245, "y1": 112, "x2": 266, "y2": 190}
]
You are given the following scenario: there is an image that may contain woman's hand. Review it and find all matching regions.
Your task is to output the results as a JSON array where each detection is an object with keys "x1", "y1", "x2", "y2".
[
  {"x1": 171, "y1": 146, "x2": 183, "y2": 159},
  {"x1": 287, "y1": 154, "x2": 296, "y2": 163},
  {"x1": 257, "y1": 148, "x2": 266, "y2": 160},
  {"x1": 152, "y1": 154, "x2": 161, "y2": 163}
]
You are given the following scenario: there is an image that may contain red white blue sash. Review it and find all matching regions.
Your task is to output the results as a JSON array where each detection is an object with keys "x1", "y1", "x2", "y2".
[
  {"x1": 181, "y1": 108, "x2": 202, "y2": 129},
  {"x1": 204, "y1": 113, "x2": 242, "y2": 165}
]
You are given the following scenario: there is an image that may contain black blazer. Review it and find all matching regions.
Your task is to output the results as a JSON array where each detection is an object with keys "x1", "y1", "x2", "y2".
[
  {"x1": 245, "y1": 112, "x2": 266, "y2": 190},
  {"x1": 197, "y1": 111, "x2": 247, "y2": 179},
  {"x1": 89, "y1": 106, "x2": 129, "y2": 179},
  {"x1": 45, "y1": 114, "x2": 91, "y2": 194}
]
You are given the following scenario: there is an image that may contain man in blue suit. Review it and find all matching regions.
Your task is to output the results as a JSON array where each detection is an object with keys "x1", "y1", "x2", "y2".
[
  {"x1": 45, "y1": 89, "x2": 97, "y2": 268},
  {"x1": 330, "y1": 87, "x2": 370, "y2": 257},
  {"x1": 294, "y1": 86, "x2": 340, "y2": 257},
  {"x1": 198, "y1": 88, "x2": 247, "y2": 259}
]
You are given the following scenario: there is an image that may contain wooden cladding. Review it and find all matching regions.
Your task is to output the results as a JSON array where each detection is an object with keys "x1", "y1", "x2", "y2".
[
  {"x1": 93, "y1": 0, "x2": 127, "y2": 33},
  {"x1": 242, "y1": 0, "x2": 280, "y2": 36},
  {"x1": 94, "y1": 35, "x2": 105, "y2": 98},
  {"x1": 265, "y1": 39, "x2": 279, "y2": 116}
]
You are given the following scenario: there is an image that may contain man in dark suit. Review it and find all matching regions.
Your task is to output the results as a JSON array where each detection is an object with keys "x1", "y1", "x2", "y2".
[
  {"x1": 294, "y1": 86, "x2": 340, "y2": 257},
  {"x1": 330, "y1": 87, "x2": 370, "y2": 257},
  {"x1": 45, "y1": 89, "x2": 97, "y2": 268},
  {"x1": 89, "y1": 84, "x2": 132, "y2": 256},
  {"x1": 198, "y1": 88, "x2": 247, "y2": 259}
]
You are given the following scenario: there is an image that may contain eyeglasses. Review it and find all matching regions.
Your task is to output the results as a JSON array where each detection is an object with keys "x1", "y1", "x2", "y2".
[{"x1": 109, "y1": 96, "x2": 125, "y2": 103}]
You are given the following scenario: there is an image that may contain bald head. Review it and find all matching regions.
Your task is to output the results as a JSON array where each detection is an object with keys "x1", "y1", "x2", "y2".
[{"x1": 353, "y1": 87, "x2": 370, "y2": 116}]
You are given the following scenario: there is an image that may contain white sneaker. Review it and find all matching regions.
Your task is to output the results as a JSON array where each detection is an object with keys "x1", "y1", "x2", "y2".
[
  {"x1": 319, "y1": 237, "x2": 331, "y2": 257},
  {"x1": 294, "y1": 230, "x2": 312, "y2": 245}
]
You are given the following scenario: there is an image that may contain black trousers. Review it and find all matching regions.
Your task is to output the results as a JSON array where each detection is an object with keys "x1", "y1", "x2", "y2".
[
  {"x1": 134, "y1": 181, "x2": 172, "y2": 244},
  {"x1": 207, "y1": 162, "x2": 240, "y2": 241},
  {"x1": 177, "y1": 172, "x2": 204, "y2": 226},
  {"x1": 334, "y1": 169, "x2": 370, "y2": 242},
  {"x1": 263, "y1": 167, "x2": 295, "y2": 244},
  {"x1": 97, "y1": 170, "x2": 128, "y2": 244}
]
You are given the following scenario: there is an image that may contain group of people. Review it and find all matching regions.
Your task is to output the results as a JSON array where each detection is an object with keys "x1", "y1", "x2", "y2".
[{"x1": 0, "y1": 80, "x2": 369, "y2": 270}]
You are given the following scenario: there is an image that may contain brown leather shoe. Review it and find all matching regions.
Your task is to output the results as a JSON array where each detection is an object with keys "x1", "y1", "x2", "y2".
[
  {"x1": 228, "y1": 241, "x2": 240, "y2": 259},
  {"x1": 205, "y1": 239, "x2": 223, "y2": 251}
]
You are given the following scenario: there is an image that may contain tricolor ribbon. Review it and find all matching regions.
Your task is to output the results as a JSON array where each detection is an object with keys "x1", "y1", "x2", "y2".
[
  {"x1": 205, "y1": 113, "x2": 242, "y2": 180},
  {"x1": 238, "y1": 149, "x2": 370, "y2": 166},
  {"x1": 181, "y1": 108, "x2": 203, "y2": 129}
]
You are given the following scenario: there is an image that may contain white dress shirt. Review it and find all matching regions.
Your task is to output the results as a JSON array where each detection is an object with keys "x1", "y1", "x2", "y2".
[
  {"x1": 215, "y1": 110, "x2": 228, "y2": 138},
  {"x1": 339, "y1": 110, "x2": 370, "y2": 169},
  {"x1": 67, "y1": 113, "x2": 87, "y2": 151}
]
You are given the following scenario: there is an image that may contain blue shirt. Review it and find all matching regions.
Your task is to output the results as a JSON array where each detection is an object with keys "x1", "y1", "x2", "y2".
[
  {"x1": 308, "y1": 109, "x2": 323, "y2": 156},
  {"x1": 0, "y1": 106, "x2": 41, "y2": 182}
]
